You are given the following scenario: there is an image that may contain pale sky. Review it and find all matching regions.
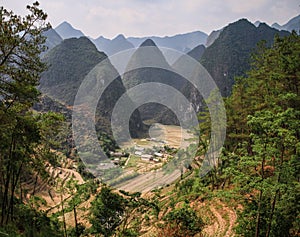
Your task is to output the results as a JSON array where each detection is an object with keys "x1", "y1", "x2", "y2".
[{"x1": 1, "y1": 0, "x2": 299, "y2": 39}]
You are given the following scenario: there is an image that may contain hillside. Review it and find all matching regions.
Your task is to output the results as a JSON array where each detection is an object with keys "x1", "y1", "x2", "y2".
[
  {"x1": 43, "y1": 28, "x2": 63, "y2": 51},
  {"x1": 40, "y1": 37, "x2": 107, "y2": 105},
  {"x1": 39, "y1": 36, "x2": 144, "y2": 137},
  {"x1": 186, "y1": 44, "x2": 205, "y2": 61},
  {"x1": 200, "y1": 19, "x2": 290, "y2": 96},
  {"x1": 122, "y1": 39, "x2": 188, "y2": 125},
  {"x1": 205, "y1": 29, "x2": 222, "y2": 47}
]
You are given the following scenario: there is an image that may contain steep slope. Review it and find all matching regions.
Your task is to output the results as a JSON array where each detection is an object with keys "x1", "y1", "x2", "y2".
[
  {"x1": 200, "y1": 19, "x2": 290, "y2": 96},
  {"x1": 122, "y1": 39, "x2": 187, "y2": 124},
  {"x1": 55, "y1": 21, "x2": 85, "y2": 39},
  {"x1": 186, "y1": 44, "x2": 205, "y2": 61},
  {"x1": 171, "y1": 44, "x2": 205, "y2": 68},
  {"x1": 206, "y1": 29, "x2": 222, "y2": 47},
  {"x1": 123, "y1": 39, "x2": 185, "y2": 90},
  {"x1": 272, "y1": 14, "x2": 300, "y2": 32},
  {"x1": 39, "y1": 37, "x2": 144, "y2": 137},
  {"x1": 40, "y1": 37, "x2": 106, "y2": 105},
  {"x1": 93, "y1": 34, "x2": 134, "y2": 56},
  {"x1": 43, "y1": 28, "x2": 63, "y2": 51},
  {"x1": 280, "y1": 14, "x2": 300, "y2": 32},
  {"x1": 127, "y1": 31, "x2": 207, "y2": 52}
]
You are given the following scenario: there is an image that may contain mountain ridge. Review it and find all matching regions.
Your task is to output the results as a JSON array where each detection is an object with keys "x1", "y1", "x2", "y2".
[
  {"x1": 93, "y1": 34, "x2": 134, "y2": 56},
  {"x1": 127, "y1": 30, "x2": 207, "y2": 52},
  {"x1": 200, "y1": 19, "x2": 290, "y2": 97},
  {"x1": 55, "y1": 21, "x2": 85, "y2": 39},
  {"x1": 39, "y1": 36, "x2": 144, "y2": 137},
  {"x1": 272, "y1": 14, "x2": 300, "y2": 32}
]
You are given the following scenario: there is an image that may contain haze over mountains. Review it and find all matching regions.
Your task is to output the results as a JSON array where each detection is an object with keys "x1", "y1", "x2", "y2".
[
  {"x1": 51, "y1": 14, "x2": 299, "y2": 56},
  {"x1": 271, "y1": 14, "x2": 300, "y2": 33},
  {"x1": 55, "y1": 21, "x2": 85, "y2": 39},
  {"x1": 39, "y1": 14, "x2": 298, "y2": 130},
  {"x1": 53, "y1": 21, "x2": 208, "y2": 56}
]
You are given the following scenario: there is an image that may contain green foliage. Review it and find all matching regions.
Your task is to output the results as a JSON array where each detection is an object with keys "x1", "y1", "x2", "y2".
[
  {"x1": 0, "y1": 202, "x2": 62, "y2": 237},
  {"x1": 90, "y1": 186, "x2": 126, "y2": 236},
  {"x1": 160, "y1": 205, "x2": 204, "y2": 237},
  {"x1": 0, "y1": 2, "x2": 64, "y2": 235},
  {"x1": 227, "y1": 33, "x2": 300, "y2": 236},
  {"x1": 39, "y1": 37, "x2": 106, "y2": 105},
  {"x1": 89, "y1": 186, "x2": 159, "y2": 237},
  {"x1": 98, "y1": 132, "x2": 119, "y2": 157},
  {"x1": 201, "y1": 19, "x2": 289, "y2": 96}
]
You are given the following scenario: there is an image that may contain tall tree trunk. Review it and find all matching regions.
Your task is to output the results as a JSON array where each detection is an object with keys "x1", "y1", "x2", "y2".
[
  {"x1": 32, "y1": 171, "x2": 40, "y2": 196},
  {"x1": 1, "y1": 156, "x2": 11, "y2": 226},
  {"x1": 266, "y1": 191, "x2": 278, "y2": 237},
  {"x1": 255, "y1": 189, "x2": 263, "y2": 237},
  {"x1": 266, "y1": 147, "x2": 284, "y2": 237},
  {"x1": 256, "y1": 150, "x2": 266, "y2": 237},
  {"x1": 74, "y1": 206, "x2": 79, "y2": 237},
  {"x1": 9, "y1": 162, "x2": 23, "y2": 223},
  {"x1": 61, "y1": 192, "x2": 68, "y2": 237}
]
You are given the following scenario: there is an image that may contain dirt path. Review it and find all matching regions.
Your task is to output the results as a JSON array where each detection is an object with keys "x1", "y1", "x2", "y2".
[
  {"x1": 203, "y1": 200, "x2": 237, "y2": 237},
  {"x1": 116, "y1": 169, "x2": 181, "y2": 192}
]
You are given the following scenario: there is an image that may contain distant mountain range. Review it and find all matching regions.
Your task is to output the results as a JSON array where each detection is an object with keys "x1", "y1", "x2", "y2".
[
  {"x1": 38, "y1": 15, "x2": 295, "y2": 129},
  {"x1": 44, "y1": 14, "x2": 298, "y2": 56},
  {"x1": 55, "y1": 21, "x2": 85, "y2": 39},
  {"x1": 92, "y1": 34, "x2": 134, "y2": 56},
  {"x1": 127, "y1": 31, "x2": 207, "y2": 53},
  {"x1": 272, "y1": 14, "x2": 300, "y2": 32},
  {"x1": 50, "y1": 21, "x2": 207, "y2": 55}
]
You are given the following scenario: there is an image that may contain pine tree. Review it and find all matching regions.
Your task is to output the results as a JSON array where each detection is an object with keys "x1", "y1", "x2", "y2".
[{"x1": 229, "y1": 33, "x2": 300, "y2": 236}]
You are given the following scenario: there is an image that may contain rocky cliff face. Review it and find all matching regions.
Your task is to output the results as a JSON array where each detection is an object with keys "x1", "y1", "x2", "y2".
[
  {"x1": 121, "y1": 39, "x2": 188, "y2": 125},
  {"x1": 39, "y1": 37, "x2": 144, "y2": 137},
  {"x1": 200, "y1": 19, "x2": 290, "y2": 97}
]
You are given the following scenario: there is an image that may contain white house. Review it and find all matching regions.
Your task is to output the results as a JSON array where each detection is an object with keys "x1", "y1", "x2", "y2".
[
  {"x1": 135, "y1": 151, "x2": 142, "y2": 156},
  {"x1": 141, "y1": 154, "x2": 153, "y2": 161}
]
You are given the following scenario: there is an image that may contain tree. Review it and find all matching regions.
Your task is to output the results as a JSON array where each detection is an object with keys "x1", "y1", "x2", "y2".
[
  {"x1": 235, "y1": 109, "x2": 300, "y2": 236},
  {"x1": 65, "y1": 179, "x2": 98, "y2": 237},
  {"x1": 0, "y1": 1, "x2": 50, "y2": 225},
  {"x1": 158, "y1": 205, "x2": 204, "y2": 237},
  {"x1": 90, "y1": 186, "x2": 126, "y2": 237},
  {"x1": 228, "y1": 33, "x2": 300, "y2": 236},
  {"x1": 0, "y1": 2, "x2": 49, "y2": 108},
  {"x1": 0, "y1": 2, "x2": 63, "y2": 235}
]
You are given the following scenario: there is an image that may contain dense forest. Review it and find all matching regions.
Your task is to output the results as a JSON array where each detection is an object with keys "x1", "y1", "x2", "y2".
[{"x1": 0, "y1": 2, "x2": 299, "y2": 237}]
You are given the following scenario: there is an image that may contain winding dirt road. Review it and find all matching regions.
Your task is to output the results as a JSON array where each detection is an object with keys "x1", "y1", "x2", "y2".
[
  {"x1": 203, "y1": 200, "x2": 237, "y2": 237},
  {"x1": 115, "y1": 169, "x2": 181, "y2": 192}
]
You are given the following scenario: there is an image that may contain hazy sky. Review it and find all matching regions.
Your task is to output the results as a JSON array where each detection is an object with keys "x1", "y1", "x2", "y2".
[{"x1": 1, "y1": 0, "x2": 299, "y2": 38}]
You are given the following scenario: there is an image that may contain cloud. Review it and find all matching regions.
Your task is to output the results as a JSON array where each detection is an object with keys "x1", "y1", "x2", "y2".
[{"x1": 225, "y1": 0, "x2": 271, "y2": 14}]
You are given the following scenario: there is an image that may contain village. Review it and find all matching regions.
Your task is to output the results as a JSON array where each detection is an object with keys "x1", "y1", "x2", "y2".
[
  {"x1": 109, "y1": 138, "x2": 177, "y2": 173},
  {"x1": 102, "y1": 123, "x2": 194, "y2": 174}
]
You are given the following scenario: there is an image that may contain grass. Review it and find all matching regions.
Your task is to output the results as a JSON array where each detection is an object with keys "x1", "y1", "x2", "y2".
[
  {"x1": 109, "y1": 172, "x2": 139, "y2": 186},
  {"x1": 126, "y1": 155, "x2": 141, "y2": 168}
]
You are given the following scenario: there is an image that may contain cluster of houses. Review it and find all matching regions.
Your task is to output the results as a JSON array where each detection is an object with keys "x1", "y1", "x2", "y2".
[
  {"x1": 134, "y1": 146, "x2": 164, "y2": 163},
  {"x1": 109, "y1": 151, "x2": 128, "y2": 165},
  {"x1": 109, "y1": 141, "x2": 174, "y2": 167}
]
